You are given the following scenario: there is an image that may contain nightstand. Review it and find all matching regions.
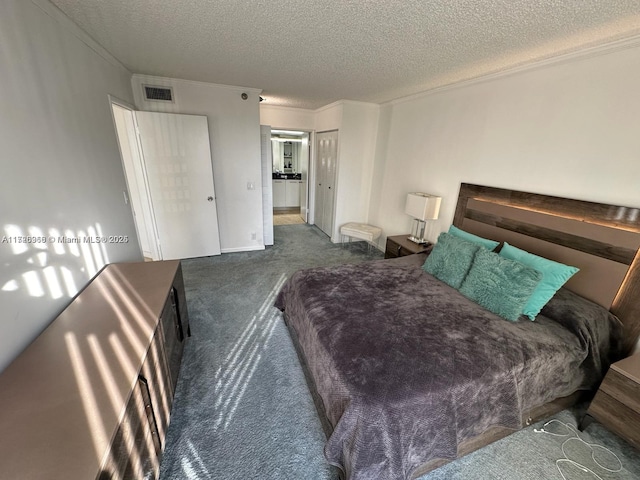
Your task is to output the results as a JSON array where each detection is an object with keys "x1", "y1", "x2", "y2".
[
  {"x1": 384, "y1": 234, "x2": 432, "y2": 259},
  {"x1": 583, "y1": 353, "x2": 640, "y2": 450}
]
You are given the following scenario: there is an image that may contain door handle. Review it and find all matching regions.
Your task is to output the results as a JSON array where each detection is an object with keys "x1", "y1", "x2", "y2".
[{"x1": 207, "y1": 196, "x2": 214, "y2": 202}]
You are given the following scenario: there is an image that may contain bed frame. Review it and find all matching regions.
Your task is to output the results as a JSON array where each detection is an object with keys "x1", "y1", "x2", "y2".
[
  {"x1": 287, "y1": 183, "x2": 640, "y2": 479},
  {"x1": 412, "y1": 183, "x2": 640, "y2": 476},
  {"x1": 454, "y1": 183, "x2": 640, "y2": 356}
]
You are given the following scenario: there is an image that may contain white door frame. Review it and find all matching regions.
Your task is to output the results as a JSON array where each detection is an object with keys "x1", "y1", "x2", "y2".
[
  {"x1": 307, "y1": 131, "x2": 316, "y2": 225},
  {"x1": 298, "y1": 132, "x2": 310, "y2": 222},
  {"x1": 260, "y1": 125, "x2": 274, "y2": 245}
]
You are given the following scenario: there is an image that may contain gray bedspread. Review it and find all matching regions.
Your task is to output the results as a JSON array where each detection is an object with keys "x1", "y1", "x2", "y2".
[{"x1": 274, "y1": 254, "x2": 624, "y2": 480}]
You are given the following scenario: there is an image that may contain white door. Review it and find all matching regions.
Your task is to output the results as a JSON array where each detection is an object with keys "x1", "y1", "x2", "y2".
[
  {"x1": 314, "y1": 130, "x2": 338, "y2": 237},
  {"x1": 135, "y1": 111, "x2": 221, "y2": 260},
  {"x1": 322, "y1": 133, "x2": 337, "y2": 236},
  {"x1": 314, "y1": 160, "x2": 322, "y2": 229},
  {"x1": 260, "y1": 125, "x2": 274, "y2": 245},
  {"x1": 299, "y1": 133, "x2": 310, "y2": 222},
  {"x1": 111, "y1": 103, "x2": 160, "y2": 260},
  {"x1": 314, "y1": 134, "x2": 327, "y2": 234}
]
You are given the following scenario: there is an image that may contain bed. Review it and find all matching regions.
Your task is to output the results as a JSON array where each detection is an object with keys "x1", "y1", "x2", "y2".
[{"x1": 275, "y1": 184, "x2": 640, "y2": 480}]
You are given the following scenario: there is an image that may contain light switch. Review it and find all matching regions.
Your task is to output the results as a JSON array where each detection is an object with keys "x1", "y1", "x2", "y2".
[{"x1": 247, "y1": 182, "x2": 255, "y2": 190}]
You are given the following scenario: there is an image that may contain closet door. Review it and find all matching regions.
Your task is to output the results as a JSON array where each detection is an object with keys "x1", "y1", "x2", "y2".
[
  {"x1": 314, "y1": 130, "x2": 338, "y2": 237},
  {"x1": 314, "y1": 139, "x2": 325, "y2": 232}
]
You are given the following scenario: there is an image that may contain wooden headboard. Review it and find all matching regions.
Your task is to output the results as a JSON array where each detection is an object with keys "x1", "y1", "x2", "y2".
[{"x1": 453, "y1": 183, "x2": 640, "y2": 356}]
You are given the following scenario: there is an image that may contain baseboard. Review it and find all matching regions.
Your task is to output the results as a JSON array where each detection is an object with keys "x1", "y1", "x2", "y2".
[{"x1": 221, "y1": 245, "x2": 266, "y2": 253}]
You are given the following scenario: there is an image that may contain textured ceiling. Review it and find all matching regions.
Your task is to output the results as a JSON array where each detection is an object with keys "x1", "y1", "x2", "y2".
[{"x1": 50, "y1": 0, "x2": 640, "y2": 109}]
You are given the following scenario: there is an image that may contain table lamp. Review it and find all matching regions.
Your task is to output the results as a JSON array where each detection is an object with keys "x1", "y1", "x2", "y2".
[{"x1": 405, "y1": 193, "x2": 441, "y2": 244}]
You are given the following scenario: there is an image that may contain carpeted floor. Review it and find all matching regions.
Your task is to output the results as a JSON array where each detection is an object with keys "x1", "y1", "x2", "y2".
[{"x1": 158, "y1": 224, "x2": 640, "y2": 480}]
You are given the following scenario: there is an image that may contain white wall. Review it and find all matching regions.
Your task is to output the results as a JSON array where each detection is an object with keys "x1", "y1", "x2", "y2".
[
  {"x1": 132, "y1": 75, "x2": 264, "y2": 253},
  {"x1": 260, "y1": 105, "x2": 315, "y2": 131},
  {"x1": 314, "y1": 101, "x2": 344, "y2": 133},
  {"x1": 260, "y1": 101, "x2": 381, "y2": 243},
  {"x1": 331, "y1": 102, "x2": 380, "y2": 242},
  {"x1": 368, "y1": 42, "x2": 640, "y2": 244},
  {"x1": 312, "y1": 101, "x2": 381, "y2": 242},
  {"x1": 0, "y1": 0, "x2": 141, "y2": 372}
]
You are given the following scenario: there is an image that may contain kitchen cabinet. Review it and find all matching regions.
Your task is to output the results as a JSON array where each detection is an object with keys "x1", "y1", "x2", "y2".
[
  {"x1": 286, "y1": 180, "x2": 301, "y2": 207},
  {"x1": 273, "y1": 179, "x2": 301, "y2": 208},
  {"x1": 273, "y1": 179, "x2": 286, "y2": 207}
]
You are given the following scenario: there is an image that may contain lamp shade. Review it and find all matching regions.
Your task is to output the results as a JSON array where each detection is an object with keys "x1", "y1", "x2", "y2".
[{"x1": 405, "y1": 193, "x2": 441, "y2": 221}]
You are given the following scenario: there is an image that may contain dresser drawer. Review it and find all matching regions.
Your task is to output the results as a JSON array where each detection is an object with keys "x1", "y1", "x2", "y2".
[
  {"x1": 588, "y1": 390, "x2": 640, "y2": 449},
  {"x1": 600, "y1": 367, "x2": 640, "y2": 413},
  {"x1": 385, "y1": 243, "x2": 410, "y2": 258}
]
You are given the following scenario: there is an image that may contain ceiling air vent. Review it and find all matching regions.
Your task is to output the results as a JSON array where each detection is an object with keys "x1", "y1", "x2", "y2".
[{"x1": 143, "y1": 85, "x2": 174, "y2": 102}]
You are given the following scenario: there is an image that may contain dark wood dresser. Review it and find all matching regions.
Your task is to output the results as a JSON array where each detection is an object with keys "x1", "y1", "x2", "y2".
[
  {"x1": 585, "y1": 353, "x2": 640, "y2": 450},
  {"x1": 385, "y1": 234, "x2": 432, "y2": 259},
  {"x1": 0, "y1": 260, "x2": 189, "y2": 480}
]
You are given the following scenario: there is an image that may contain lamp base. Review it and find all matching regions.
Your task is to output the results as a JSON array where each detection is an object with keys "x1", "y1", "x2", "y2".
[
  {"x1": 409, "y1": 219, "x2": 428, "y2": 244},
  {"x1": 407, "y1": 235, "x2": 428, "y2": 244}
]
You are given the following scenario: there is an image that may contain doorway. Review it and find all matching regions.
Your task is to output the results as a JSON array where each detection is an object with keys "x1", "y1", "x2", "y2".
[{"x1": 270, "y1": 129, "x2": 310, "y2": 226}]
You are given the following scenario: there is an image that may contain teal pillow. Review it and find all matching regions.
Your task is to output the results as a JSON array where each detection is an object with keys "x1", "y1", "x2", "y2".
[
  {"x1": 448, "y1": 225, "x2": 499, "y2": 251},
  {"x1": 459, "y1": 249, "x2": 542, "y2": 322},
  {"x1": 423, "y1": 232, "x2": 480, "y2": 289},
  {"x1": 499, "y1": 242, "x2": 579, "y2": 320}
]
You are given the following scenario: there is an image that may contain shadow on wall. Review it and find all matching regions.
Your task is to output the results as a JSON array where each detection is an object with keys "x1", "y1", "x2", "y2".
[
  {"x1": 1, "y1": 226, "x2": 167, "y2": 476},
  {"x1": 1, "y1": 222, "x2": 112, "y2": 300}
]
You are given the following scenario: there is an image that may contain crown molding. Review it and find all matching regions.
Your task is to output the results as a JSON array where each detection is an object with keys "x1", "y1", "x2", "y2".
[
  {"x1": 31, "y1": 0, "x2": 130, "y2": 74},
  {"x1": 386, "y1": 34, "x2": 640, "y2": 107},
  {"x1": 313, "y1": 99, "x2": 380, "y2": 113},
  {"x1": 313, "y1": 100, "x2": 345, "y2": 113},
  {"x1": 259, "y1": 104, "x2": 315, "y2": 114}
]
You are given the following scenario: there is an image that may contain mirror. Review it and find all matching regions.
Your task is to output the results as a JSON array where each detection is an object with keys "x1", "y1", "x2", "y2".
[{"x1": 272, "y1": 133, "x2": 303, "y2": 173}]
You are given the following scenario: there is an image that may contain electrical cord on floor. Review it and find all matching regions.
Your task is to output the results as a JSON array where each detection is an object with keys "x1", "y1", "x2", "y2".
[{"x1": 533, "y1": 419, "x2": 622, "y2": 480}]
